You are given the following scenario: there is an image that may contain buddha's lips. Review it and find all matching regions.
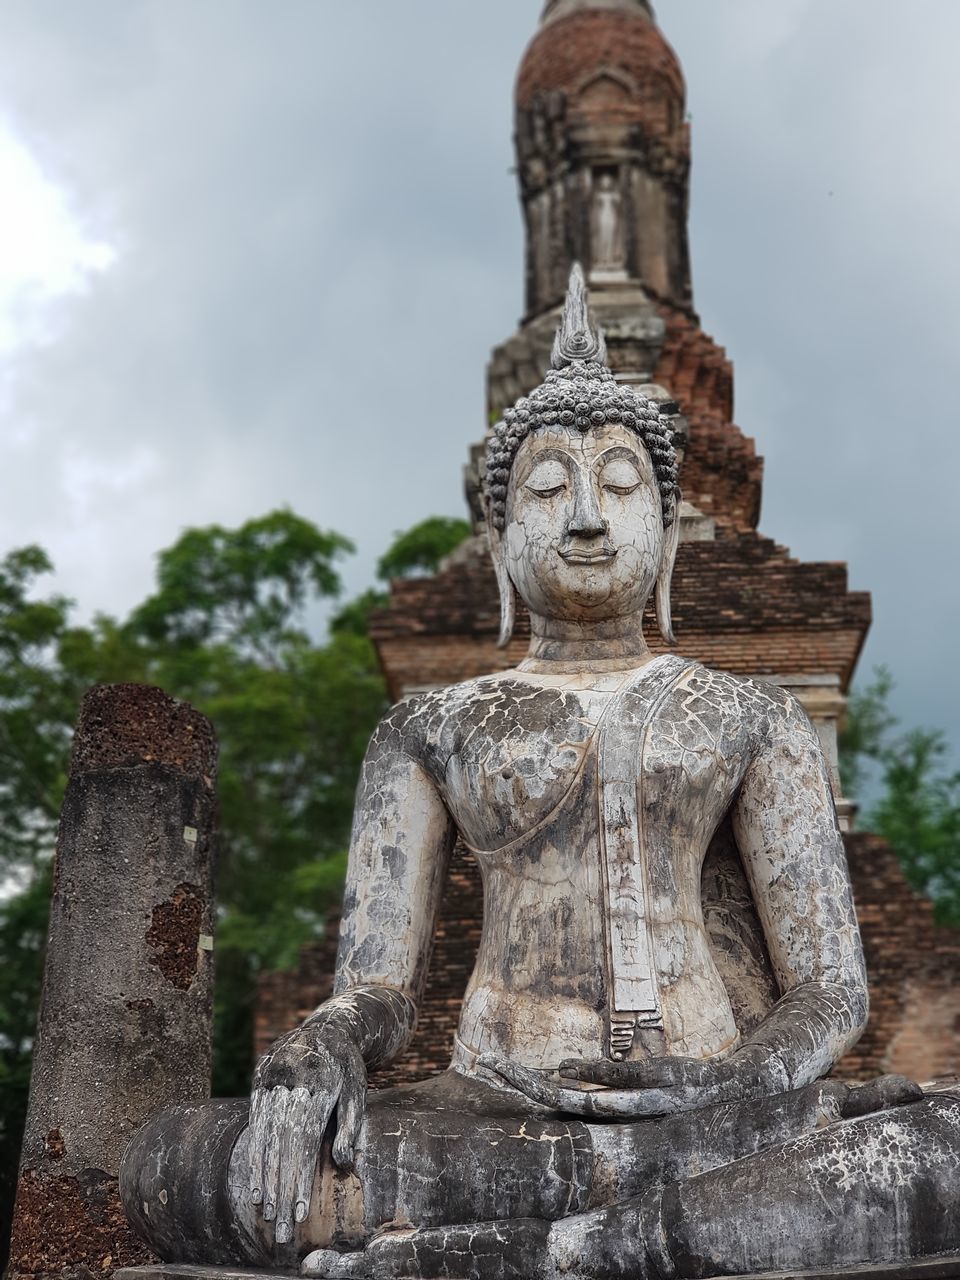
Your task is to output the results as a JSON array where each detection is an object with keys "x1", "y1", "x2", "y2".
[{"x1": 559, "y1": 546, "x2": 618, "y2": 565}]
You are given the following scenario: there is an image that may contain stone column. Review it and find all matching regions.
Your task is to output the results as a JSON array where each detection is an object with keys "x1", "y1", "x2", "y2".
[{"x1": 9, "y1": 684, "x2": 218, "y2": 1279}]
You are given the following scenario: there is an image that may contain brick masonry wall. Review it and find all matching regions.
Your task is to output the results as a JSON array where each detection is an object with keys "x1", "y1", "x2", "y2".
[
  {"x1": 256, "y1": 834, "x2": 960, "y2": 1088},
  {"x1": 652, "y1": 301, "x2": 763, "y2": 532},
  {"x1": 835, "y1": 833, "x2": 960, "y2": 1083},
  {"x1": 517, "y1": 10, "x2": 686, "y2": 143}
]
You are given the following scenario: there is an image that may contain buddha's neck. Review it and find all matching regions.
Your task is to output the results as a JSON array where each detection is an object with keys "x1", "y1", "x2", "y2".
[{"x1": 522, "y1": 612, "x2": 654, "y2": 673}]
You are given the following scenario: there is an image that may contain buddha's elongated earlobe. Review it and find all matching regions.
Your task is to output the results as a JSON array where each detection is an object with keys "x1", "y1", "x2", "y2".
[
  {"x1": 488, "y1": 521, "x2": 517, "y2": 649},
  {"x1": 656, "y1": 492, "x2": 682, "y2": 646}
]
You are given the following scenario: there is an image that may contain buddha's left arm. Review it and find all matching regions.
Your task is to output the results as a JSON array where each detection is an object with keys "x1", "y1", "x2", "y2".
[{"x1": 729, "y1": 691, "x2": 869, "y2": 1089}]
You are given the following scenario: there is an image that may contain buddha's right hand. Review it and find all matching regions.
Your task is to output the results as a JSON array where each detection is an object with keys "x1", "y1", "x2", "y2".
[{"x1": 248, "y1": 1020, "x2": 367, "y2": 1245}]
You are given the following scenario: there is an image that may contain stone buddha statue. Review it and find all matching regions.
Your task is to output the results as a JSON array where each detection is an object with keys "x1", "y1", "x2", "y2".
[{"x1": 121, "y1": 268, "x2": 960, "y2": 1280}]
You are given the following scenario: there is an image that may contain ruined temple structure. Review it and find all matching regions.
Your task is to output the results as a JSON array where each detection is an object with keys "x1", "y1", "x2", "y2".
[{"x1": 257, "y1": 0, "x2": 960, "y2": 1087}]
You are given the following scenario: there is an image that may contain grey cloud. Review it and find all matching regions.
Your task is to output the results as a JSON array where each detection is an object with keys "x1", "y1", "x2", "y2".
[{"x1": 0, "y1": 0, "x2": 956, "y2": 762}]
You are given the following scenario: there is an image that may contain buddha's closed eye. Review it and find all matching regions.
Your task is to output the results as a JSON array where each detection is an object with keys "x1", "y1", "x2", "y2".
[
  {"x1": 525, "y1": 459, "x2": 569, "y2": 498},
  {"x1": 598, "y1": 457, "x2": 643, "y2": 496}
]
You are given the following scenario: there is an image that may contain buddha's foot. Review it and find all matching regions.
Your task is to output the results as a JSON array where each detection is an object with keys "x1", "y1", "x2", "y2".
[
  {"x1": 300, "y1": 1209, "x2": 657, "y2": 1280},
  {"x1": 301, "y1": 1219, "x2": 554, "y2": 1280},
  {"x1": 841, "y1": 1073, "x2": 924, "y2": 1119}
]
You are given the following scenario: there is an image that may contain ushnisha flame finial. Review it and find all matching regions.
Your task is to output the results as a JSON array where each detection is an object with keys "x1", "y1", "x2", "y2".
[{"x1": 551, "y1": 264, "x2": 608, "y2": 370}]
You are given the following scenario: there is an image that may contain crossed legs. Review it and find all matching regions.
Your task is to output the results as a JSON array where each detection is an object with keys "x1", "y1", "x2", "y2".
[{"x1": 120, "y1": 1071, "x2": 958, "y2": 1277}]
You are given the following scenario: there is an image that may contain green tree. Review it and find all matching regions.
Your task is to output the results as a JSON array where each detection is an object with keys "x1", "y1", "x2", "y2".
[
  {"x1": 0, "y1": 547, "x2": 81, "y2": 873},
  {"x1": 0, "y1": 547, "x2": 86, "y2": 1262},
  {"x1": 840, "y1": 668, "x2": 960, "y2": 926},
  {"x1": 332, "y1": 515, "x2": 471, "y2": 636},
  {"x1": 122, "y1": 513, "x2": 388, "y2": 1094},
  {"x1": 375, "y1": 515, "x2": 471, "y2": 582},
  {"x1": 0, "y1": 866, "x2": 51, "y2": 1261},
  {"x1": 330, "y1": 588, "x2": 389, "y2": 639}
]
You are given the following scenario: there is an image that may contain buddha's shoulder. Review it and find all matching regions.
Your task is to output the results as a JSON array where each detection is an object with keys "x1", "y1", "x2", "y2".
[
  {"x1": 367, "y1": 671, "x2": 588, "y2": 758},
  {"x1": 675, "y1": 662, "x2": 814, "y2": 737},
  {"x1": 368, "y1": 664, "x2": 812, "y2": 762}
]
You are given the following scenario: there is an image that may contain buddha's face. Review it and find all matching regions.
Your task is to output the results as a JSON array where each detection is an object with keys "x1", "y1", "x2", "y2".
[{"x1": 503, "y1": 422, "x2": 664, "y2": 623}]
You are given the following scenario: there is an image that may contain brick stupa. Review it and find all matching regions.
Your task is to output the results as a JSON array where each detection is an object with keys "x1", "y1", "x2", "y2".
[{"x1": 257, "y1": 0, "x2": 960, "y2": 1085}]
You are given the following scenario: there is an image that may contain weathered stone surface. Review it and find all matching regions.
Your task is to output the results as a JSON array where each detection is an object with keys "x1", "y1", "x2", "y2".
[
  {"x1": 122, "y1": 1075, "x2": 853, "y2": 1262},
  {"x1": 356, "y1": 0, "x2": 960, "y2": 1100},
  {"x1": 9, "y1": 684, "x2": 218, "y2": 1280},
  {"x1": 114, "y1": 1256, "x2": 960, "y2": 1280}
]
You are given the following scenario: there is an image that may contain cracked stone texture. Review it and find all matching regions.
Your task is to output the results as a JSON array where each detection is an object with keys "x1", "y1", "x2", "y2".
[
  {"x1": 115, "y1": 1256, "x2": 960, "y2": 1280},
  {"x1": 337, "y1": 656, "x2": 864, "y2": 1079},
  {"x1": 115, "y1": 654, "x2": 946, "y2": 1274}
]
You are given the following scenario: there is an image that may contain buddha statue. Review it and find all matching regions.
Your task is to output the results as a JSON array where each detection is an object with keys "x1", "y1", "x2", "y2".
[{"x1": 121, "y1": 268, "x2": 960, "y2": 1280}]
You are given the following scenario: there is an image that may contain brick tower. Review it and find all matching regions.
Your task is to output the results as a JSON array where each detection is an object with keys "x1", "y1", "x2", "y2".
[
  {"x1": 257, "y1": 0, "x2": 960, "y2": 1085},
  {"x1": 374, "y1": 0, "x2": 865, "y2": 814}
]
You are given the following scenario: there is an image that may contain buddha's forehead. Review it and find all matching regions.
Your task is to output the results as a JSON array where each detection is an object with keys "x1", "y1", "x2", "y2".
[{"x1": 513, "y1": 422, "x2": 653, "y2": 474}]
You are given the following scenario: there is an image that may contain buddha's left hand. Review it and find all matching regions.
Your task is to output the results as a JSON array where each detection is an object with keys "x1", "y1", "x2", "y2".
[{"x1": 481, "y1": 1047, "x2": 780, "y2": 1117}]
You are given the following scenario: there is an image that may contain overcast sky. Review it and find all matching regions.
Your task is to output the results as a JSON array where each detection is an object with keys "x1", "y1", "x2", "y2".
[{"x1": 0, "y1": 0, "x2": 957, "y2": 767}]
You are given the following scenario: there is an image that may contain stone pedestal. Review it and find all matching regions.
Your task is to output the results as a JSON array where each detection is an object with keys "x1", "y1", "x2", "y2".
[
  {"x1": 114, "y1": 1255, "x2": 960, "y2": 1280},
  {"x1": 9, "y1": 684, "x2": 218, "y2": 1280}
]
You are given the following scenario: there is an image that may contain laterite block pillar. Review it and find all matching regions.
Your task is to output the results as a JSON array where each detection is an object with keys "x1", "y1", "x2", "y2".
[{"x1": 10, "y1": 684, "x2": 218, "y2": 1279}]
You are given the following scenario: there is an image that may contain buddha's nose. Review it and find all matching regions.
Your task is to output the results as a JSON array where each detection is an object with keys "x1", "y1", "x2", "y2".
[{"x1": 566, "y1": 485, "x2": 608, "y2": 539}]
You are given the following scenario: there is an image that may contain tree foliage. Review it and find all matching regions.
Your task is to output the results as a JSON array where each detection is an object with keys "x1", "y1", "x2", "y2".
[
  {"x1": 375, "y1": 516, "x2": 471, "y2": 583},
  {"x1": 0, "y1": 548, "x2": 80, "y2": 872},
  {"x1": 840, "y1": 667, "x2": 960, "y2": 926},
  {"x1": 331, "y1": 515, "x2": 472, "y2": 637},
  {"x1": 0, "y1": 866, "x2": 51, "y2": 1260}
]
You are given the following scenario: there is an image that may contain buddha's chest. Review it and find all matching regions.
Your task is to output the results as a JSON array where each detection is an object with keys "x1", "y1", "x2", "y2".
[
  {"x1": 437, "y1": 683, "x2": 604, "y2": 851},
  {"x1": 430, "y1": 673, "x2": 750, "y2": 855}
]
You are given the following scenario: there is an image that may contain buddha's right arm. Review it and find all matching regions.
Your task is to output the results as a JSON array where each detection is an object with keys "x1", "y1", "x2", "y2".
[
  {"x1": 326, "y1": 730, "x2": 457, "y2": 1061},
  {"x1": 248, "y1": 719, "x2": 455, "y2": 1240},
  {"x1": 270, "y1": 723, "x2": 456, "y2": 1072}
]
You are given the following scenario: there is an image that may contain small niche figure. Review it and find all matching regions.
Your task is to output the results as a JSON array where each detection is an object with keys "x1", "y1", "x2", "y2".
[{"x1": 591, "y1": 172, "x2": 626, "y2": 278}]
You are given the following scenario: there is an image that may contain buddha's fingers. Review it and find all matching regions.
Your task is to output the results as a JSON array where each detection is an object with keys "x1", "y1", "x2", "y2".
[
  {"x1": 557, "y1": 1058, "x2": 635, "y2": 1086},
  {"x1": 293, "y1": 1093, "x2": 337, "y2": 1229},
  {"x1": 559, "y1": 1055, "x2": 709, "y2": 1089},
  {"x1": 332, "y1": 1055, "x2": 366, "y2": 1170},
  {"x1": 273, "y1": 1086, "x2": 314, "y2": 1244},
  {"x1": 573, "y1": 1086, "x2": 685, "y2": 1117},
  {"x1": 261, "y1": 1087, "x2": 294, "y2": 1224},
  {"x1": 301, "y1": 1234, "x2": 419, "y2": 1279},
  {"x1": 483, "y1": 1055, "x2": 685, "y2": 1117},
  {"x1": 842, "y1": 1074, "x2": 925, "y2": 1119},
  {"x1": 479, "y1": 1056, "x2": 562, "y2": 1108},
  {"x1": 248, "y1": 1088, "x2": 270, "y2": 1204}
]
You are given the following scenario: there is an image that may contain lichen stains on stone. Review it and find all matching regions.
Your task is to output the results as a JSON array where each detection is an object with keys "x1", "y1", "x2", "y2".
[
  {"x1": 9, "y1": 1168, "x2": 156, "y2": 1276},
  {"x1": 145, "y1": 883, "x2": 204, "y2": 990},
  {"x1": 43, "y1": 1128, "x2": 66, "y2": 1161}
]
